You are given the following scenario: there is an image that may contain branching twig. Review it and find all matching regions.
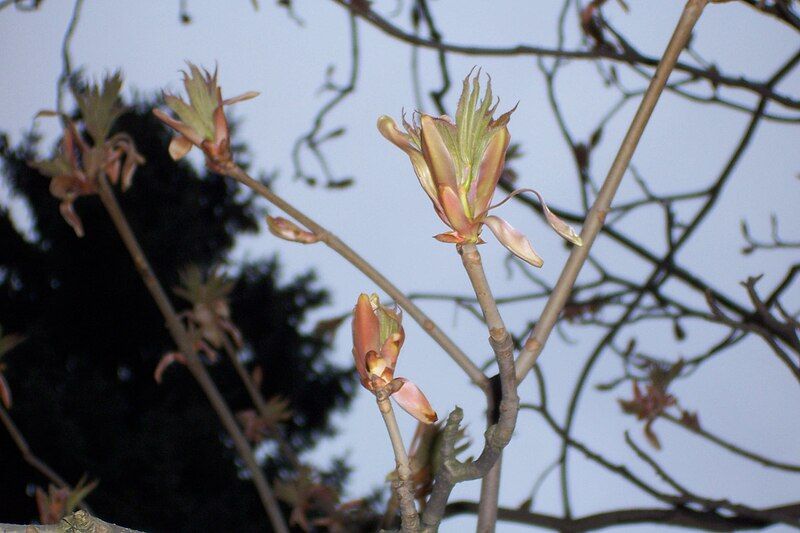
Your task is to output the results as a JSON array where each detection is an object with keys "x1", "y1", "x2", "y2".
[
  {"x1": 331, "y1": 0, "x2": 800, "y2": 110},
  {"x1": 291, "y1": 12, "x2": 360, "y2": 188},
  {"x1": 376, "y1": 388, "x2": 420, "y2": 532}
]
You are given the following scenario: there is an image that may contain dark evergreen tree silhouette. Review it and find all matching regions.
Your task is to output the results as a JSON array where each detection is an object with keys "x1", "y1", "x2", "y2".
[{"x1": 0, "y1": 103, "x2": 355, "y2": 531}]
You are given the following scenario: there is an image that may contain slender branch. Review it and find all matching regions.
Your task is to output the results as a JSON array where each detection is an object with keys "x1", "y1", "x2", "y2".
[
  {"x1": 555, "y1": 89, "x2": 771, "y2": 516},
  {"x1": 515, "y1": 0, "x2": 711, "y2": 382},
  {"x1": 95, "y1": 176, "x2": 289, "y2": 533},
  {"x1": 524, "y1": 401, "x2": 672, "y2": 503},
  {"x1": 625, "y1": 432, "x2": 800, "y2": 527},
  {"x1": 624, "y1": 432, "x2": 692, "y2": 496},
  {"x1": 0, "y1": 405, "x2": 94, "y2": 515},
  {"x1": 660, "y1": 411, "x2": 800, "y2": 473},
  {"x1": 56, "y1": 0, "x2": 83, "y2": 115},
  {"x1": 224, "y1": 164, "x2": 489, "y2": 392},
  {"x1": 418, "y1": 244, "x2": 520, "y2": 531},
  {"x1": 220, "y1": 337, "x2": 303, "y2": 471},
  {"x1": 377, "y1": 391, "x2": 420, "y2": 532}
]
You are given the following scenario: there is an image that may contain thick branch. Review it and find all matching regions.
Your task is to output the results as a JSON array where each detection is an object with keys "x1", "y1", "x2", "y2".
[
  {"x1": 420, "y1": 245, "x2": 520, "y2": 532},
  {"x1": 444, "y1": 500, "x2": 800, "y2": 531},
  {"x1": 0, "y1": 511, "x2": 144, "y2": 533},
  {"x1": 457, "y1": 243, "x2": 517, "y2": 532}
]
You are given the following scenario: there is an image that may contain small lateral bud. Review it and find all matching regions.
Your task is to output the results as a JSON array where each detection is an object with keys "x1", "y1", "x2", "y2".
[{"x1": 267, "y1": 216, "x2": 320, "y2": 244}]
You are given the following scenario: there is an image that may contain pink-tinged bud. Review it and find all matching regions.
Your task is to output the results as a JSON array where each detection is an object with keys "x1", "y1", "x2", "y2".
[
  {"x1": 168, "y1": 135, "x2": 194, "y2": 161},
  {"x1": 380, "y1": 70, "x2": 583, "y2": 266},
  {"x1": 351, "y1": 294, "x2": 437, "y2": 424},
  {"x1": 267, "y1": 216, "x2": 320, "y2": 244},
  {"x1": 392, "y1": 378, "x2": 438, "y2": 424},
  {"x1": 473, "y1": 127, "x2": 510, "y2": 217},
  {"x1": 352, "y1": 293, "x2": 380, "y2": 388},
  {"x1": 377, "y1": 115, "x2": 442, "y2": 217}
]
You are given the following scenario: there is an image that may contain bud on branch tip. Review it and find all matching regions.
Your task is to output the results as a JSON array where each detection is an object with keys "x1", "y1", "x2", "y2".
[
  {"x1": 153, "y1": 63, "x2": 258, "y2": 172},
  {"x1": 352, "y1": 294, "x2": 437, "y2": 424},
  {"x1": 378, "y1": 70, "x2": 582, "y2": 267}
]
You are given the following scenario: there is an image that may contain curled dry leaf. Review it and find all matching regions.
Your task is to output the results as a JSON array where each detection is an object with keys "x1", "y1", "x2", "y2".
[{"x1": 154, "y1": 351, "x2": 188, "y2": 383}]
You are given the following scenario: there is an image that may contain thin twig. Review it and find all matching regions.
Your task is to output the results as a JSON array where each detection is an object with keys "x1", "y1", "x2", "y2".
[
  {"x1": 0, "y1": 405, "x2": 94, "y2": 515},
  {"x1": 291, "y1": 12, "x2": 360, "y2": 187},
  {"x1": 220, "y1": 336, "x2": 303, "y2": 471},
  {"x1": 443, "y1": 500, "x2": 800, "y2": 531},
  {"x1": 377, "y1": 392, "x2": 420, "y2": 532},
  {"x1": 331, "y1": 0, "x2": 800, "y2": 110},
  {"x1": 660, "y1": 410, "x2": 800, "y2": 473},
  {"x1": 56, "y1": 0, "x2": 83, "y2": 115}
]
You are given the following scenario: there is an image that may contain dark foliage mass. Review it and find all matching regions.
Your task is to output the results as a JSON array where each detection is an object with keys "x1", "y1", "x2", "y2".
[{"x1": 0, "y1": 105, "x2": 355, "y2": 531}]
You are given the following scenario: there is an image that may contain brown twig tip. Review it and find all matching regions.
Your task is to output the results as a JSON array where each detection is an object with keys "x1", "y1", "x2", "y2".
[{"x1": 444, "y1": 407, "x2": 464, "y2": 432}]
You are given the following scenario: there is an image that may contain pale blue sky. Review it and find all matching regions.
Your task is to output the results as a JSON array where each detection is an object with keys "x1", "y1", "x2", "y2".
[{"x1": 1, "y1": 1, "x2": 798, "y2": 531}]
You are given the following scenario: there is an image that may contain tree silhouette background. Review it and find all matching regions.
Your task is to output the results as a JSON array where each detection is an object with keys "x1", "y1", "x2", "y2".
[{"x1": 0, "y1": 105, "x2": 355, "y2": 531}]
